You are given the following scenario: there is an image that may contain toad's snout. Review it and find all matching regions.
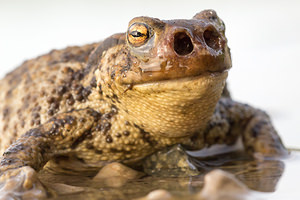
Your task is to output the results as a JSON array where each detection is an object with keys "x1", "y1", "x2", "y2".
[{"x1": 171, "y1": 25, "x2": 225, "y2": 57}]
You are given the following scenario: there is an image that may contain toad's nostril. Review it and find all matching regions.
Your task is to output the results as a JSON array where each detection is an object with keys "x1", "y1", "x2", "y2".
[
  {"x1": 203, "y1": 28, "x2": 222, "y2": 50},
  {"x1": 173, "y1": 32, "x2": 194, "y2": 56}
]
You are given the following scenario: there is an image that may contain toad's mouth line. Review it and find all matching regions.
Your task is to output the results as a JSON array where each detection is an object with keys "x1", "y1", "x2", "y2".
[{"x1": 132, "y1": 70, "x2": 229, "y2": 89}]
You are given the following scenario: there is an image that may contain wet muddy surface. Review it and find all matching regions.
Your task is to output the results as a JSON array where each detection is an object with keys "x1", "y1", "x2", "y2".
[{"x1": 37, "y1": 149, "x2": 300, "y2": 200}]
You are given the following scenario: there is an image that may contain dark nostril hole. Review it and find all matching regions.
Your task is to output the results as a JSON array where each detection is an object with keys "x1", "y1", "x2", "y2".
[
  {"x1": 203, "y1": 28, "x2": 222, "y2": 50},
  {"x1": 173, "y1": 32, "x2": 194, "y2": 56}
]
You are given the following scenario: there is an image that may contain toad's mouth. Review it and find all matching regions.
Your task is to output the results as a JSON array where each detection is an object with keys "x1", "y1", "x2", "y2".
[
  {"x1": 118, "y1": 51, "x2": 231, "y2": 86},
  {"x1": 131, "y1": 70, "x2": 228, "y2": 93},
  {"x1": 132, "y1": 69, "x2": 228, "y2": 89}
]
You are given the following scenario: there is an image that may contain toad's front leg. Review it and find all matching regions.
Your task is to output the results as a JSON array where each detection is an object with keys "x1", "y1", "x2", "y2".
[
  {"x1": 0, "y1": 108, "x2": 97, "y2": 199},
  {"x1": 217, "y1": 98, "x2": 288, "y2": 158},
  {"x1": 188, "y1": 98, "x2": 288, "y2": 158}
]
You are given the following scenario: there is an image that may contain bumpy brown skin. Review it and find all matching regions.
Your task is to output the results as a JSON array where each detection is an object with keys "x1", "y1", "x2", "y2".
[{"x1": 0, "y1": 10, "x2": 287, "y2": 198}]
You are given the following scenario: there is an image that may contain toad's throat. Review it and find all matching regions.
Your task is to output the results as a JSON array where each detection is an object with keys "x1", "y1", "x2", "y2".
[{"x1": 121, "y1": 71, "x2": 228, "y2": 138}]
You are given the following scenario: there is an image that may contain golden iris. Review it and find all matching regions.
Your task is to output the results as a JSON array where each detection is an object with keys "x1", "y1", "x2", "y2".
[{"x1": 127, "y1": 23, "x2": 150, "y2": 47}]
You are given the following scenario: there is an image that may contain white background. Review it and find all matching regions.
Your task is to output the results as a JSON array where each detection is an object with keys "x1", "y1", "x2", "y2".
[{"x1": 0, "y1": 0, "x2": 299, "y2": 149}]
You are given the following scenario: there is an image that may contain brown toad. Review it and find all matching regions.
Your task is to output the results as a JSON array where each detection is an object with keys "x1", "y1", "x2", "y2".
[{"x1": 0, "y1": 10, "x2": 287, "y2": 198}]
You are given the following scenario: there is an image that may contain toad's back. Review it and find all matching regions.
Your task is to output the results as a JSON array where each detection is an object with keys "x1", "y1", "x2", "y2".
[{"x1": 0, "y1": 43, "x2": 99, "y2": 153}]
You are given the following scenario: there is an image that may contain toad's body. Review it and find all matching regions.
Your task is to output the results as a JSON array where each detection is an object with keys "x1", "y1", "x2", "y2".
[{"x1": 0, "y1": 10, "x2": 286, "y2": 198}]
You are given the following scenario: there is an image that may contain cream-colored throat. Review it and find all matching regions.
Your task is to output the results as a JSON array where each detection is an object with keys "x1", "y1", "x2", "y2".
[{"x1": 118, "y1": 72, "x2": 228, "y2": 138}]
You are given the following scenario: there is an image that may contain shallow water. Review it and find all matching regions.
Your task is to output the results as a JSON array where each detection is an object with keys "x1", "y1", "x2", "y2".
[{"x1": 40, "y1": 149, "x2": 300, "y2": 200}]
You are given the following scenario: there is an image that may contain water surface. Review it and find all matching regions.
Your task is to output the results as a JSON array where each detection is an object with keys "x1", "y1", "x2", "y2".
[{"x1": 38, "y1": 149, "x2": 300, "y2": 200}]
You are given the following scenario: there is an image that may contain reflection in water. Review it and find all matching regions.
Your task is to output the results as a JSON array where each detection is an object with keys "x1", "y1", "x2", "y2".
[
  {"x1": 190, "y1": 151, "x2": 285, "y2": 192},
  {"x1": 233, "y1": 160, "x2": 284, "y2": 192},
  {"x1": 40, "y1": 148, "x2": 286, "y2": 200}
]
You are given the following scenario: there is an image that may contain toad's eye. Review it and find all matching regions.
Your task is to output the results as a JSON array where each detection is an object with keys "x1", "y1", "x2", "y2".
[{"x1": 127, "y1": 23, "x2": 151, "y2": 47}]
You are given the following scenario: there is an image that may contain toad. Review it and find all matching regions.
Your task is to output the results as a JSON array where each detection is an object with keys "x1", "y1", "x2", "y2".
[{"x1": 0, "y1": 10, "x2": 287, "y2": 198}]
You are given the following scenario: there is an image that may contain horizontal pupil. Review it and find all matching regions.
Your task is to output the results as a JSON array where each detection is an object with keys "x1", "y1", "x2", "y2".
[{"x1": 131, "y1": 31, "x2": 146, "y2": 38}]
